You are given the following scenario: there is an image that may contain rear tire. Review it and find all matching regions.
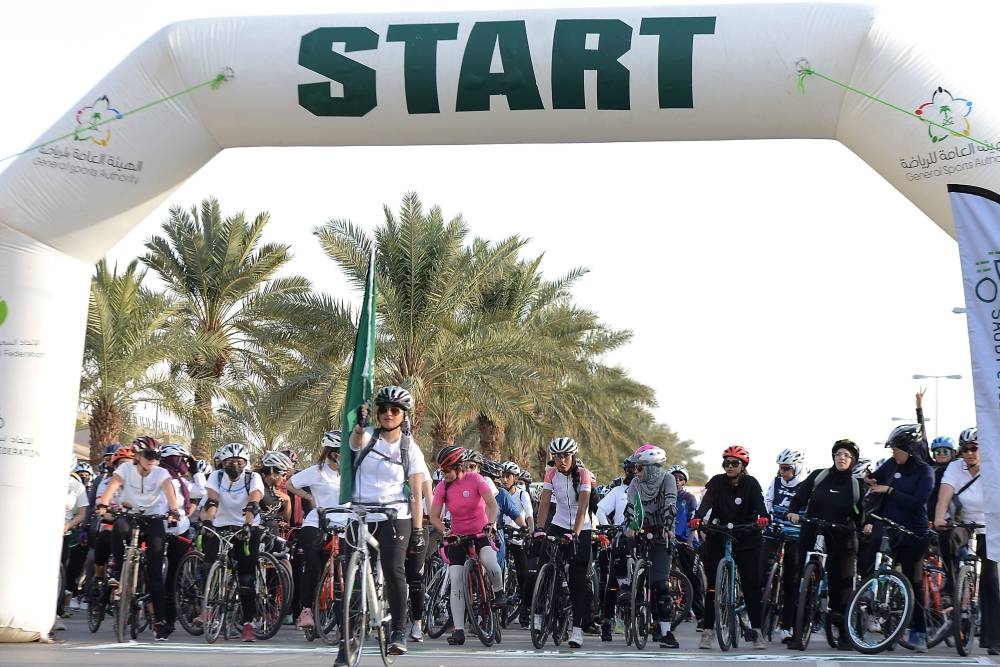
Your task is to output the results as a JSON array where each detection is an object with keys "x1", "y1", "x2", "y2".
[
  {"x1": 760, "y1": 560, "x2": 781, "y2": 641},
  {"x1": 669, "y1": 569, "x2": 693, "y2": 627},
  {"x1": 953, "y1": 565, "x2": 976, "y2": 657},
  {"x1": 174, "y1": 551, "x2": 206, "y2": 636}
]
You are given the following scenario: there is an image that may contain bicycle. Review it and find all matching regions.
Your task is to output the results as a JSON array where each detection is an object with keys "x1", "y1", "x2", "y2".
[
  {"x1": 759, "y1": 521, "x2": 791, "y2": 642},
  {"x1": 441, "y1": 531, "x2": 502, "y2": 647},
  {"x1": 844, "y1": 513, "x2": 916, "y2": 654},
  {"x1": 792, "y1": 517, "x2": 855, "y2": 650},
  {"x1": 950, "y1": 521, "x2": 986, "y2": 656},
  {"x1": 306, "y1": 508, "x2": 349, "y2": 644},
  {"x1": 259, "y1": 513, "x2": 296, "y2": 623},
  {"x1": 423, "y1": 547, "x2": 451, "y2": 639},
  {"x1": 528, "y1": 534, "x2": 573, "y2": 649},
  {"x1": 668, "y1": 560, "x2": 694, "y2": 627},
  {"x1": 628, "y1": 528, "x2": 674, "y2": 649},
  {"x1": 700, "y1": 521, "x2": 759, "y2": 651},
  {"x1": 500, "y1": 526, "x2": 528, "y2": 628},
  {"x1": 107, "y1": 509, "x2": 169, "y2": 643},
  {"x1": 897, "y1": 534, "x2": 952, "y2": 651},
  {"x1": 173, "y1": 533, "x2": 207, "y2": 636}
]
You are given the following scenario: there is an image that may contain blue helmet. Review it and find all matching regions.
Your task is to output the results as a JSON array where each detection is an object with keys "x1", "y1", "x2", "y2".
[
  {"x1": 102, "y1": 442, "x2": 122, "y2": 456},
  {"x1": 930, "y1": 436, "x2": 957, "y2": 453}
]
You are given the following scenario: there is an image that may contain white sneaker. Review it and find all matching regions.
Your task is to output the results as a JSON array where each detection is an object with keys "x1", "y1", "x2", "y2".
[
  {"x1": 52, "y1": 617, "x2": 66, "y2": 631},
  {"x1": 409, "y1": 621, "x2": 423, "y2": 642},
  {"x1": 569, "y1": 626, "x2": 583, "y2": 648},
  {"x1": 533, "y1": 614, "x2": 543, "y2": 629},
  {"x1": 699, "y1": 631, "x2": 713, "y2": 649},
  {"x1": 69, "y1": 597, "x2": 80, "y2": 610},
  {"x1": 79, "y1": 600, "x2": 88, "y2": 611}
]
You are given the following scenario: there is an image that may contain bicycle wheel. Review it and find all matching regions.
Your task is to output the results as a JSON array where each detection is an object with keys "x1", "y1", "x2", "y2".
[
  {"x1": 760, "y1": 560, "x2": 781, "y2": 641},
  {"x1": 129, "y1": 569, "x2": 149, "y2": 640},
  {"x1": 715, "y1": 559, "x2": 737, "y2": 651},
  {"x1": 87, "y1": 578, "x2": 107, "y2": 633},
  {"x1": 466, "y1": 560, "x2": 495, "y2": 647},
  {"x1": 278, "y1": 557, "x2": 295, "y2": 617},
  {"x1": 529, "y1": 563, "x2": 554, "y2": 649},
  {"x1": 953, "y1": 564, "x2": 977, "y2": 656},
  {"x1": 342, "y1": 551, "x2": 367, "y2": 667},
  {"x1": 115, "y1": 555, "x2": 134, "y2": 643},
  {"x1": 174, "y1": 551, "x2": 206, "y2": 636},
  {"x1": 923, "y1": 568, "x2": 952, "y2": 649},
  {"x1": 846, "y1": 571, "x2": 914, "y2": 654},
  {"x1": 203, "y1": 561, "x2": 227, "y2": 644},
  {"x1": 253, "y1": 552, "x2": 285, "y2": 640},
  {"x1": 631, "y1": 566, "x2": 650, "y2": 649},
  {"x1": 424, "y1": 566, "x2": 451, "y2": 639},
  {"x1": 312, "y1": 557, "x2": 339, "y2": 644},
  {"x1": 794, "y1": 562, "x2": 821, "y2": 650},
  {"x1": 669, "y1": 569, "x2": 693, "y2": 627}
]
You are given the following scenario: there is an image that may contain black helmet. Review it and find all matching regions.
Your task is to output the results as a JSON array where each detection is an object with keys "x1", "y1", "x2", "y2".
[
  {"x1": 480, "y1": 459, "x2": 502, "y2": 480},
  {"x1": 623, "y1": 457, "x2": 635, "y2": 472},
  {"x1": 832, "y1": 438, "x2": 860, "y2": 461},
  {"x1": 518, "y1": 470, "x2": 533, "y2": 484},
  {"x1": 959, "y1": 427, "x2": 978, "y2": 446},
  {"x1": 886, "y1": 423, "x2": 924, "y2": 452}
]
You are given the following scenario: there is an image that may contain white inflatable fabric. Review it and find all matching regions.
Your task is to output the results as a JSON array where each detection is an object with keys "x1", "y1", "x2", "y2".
[{"x1": 2, "y1": 3, "x2": 1000, "y2": 639}]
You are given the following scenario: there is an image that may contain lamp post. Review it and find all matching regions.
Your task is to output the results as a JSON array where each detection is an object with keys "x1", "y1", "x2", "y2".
[{"x1": 912, "y1": 374, "x2": 962, "y2": 438}]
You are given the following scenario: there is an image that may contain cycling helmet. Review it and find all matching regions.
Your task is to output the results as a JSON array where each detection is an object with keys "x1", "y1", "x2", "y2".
[
  {"x1": 196, "y1": 459, "x2": 212, "y2": 475},
  {"x1": 462, "y1": 449, "x2": 484, "y2": 465},
  {"x1": 776, "y1": 448, "x2": 804, "y2": 467},
  {"x1": 321, "y1": 430, "x2": 342, "y2": 449},
  {"x1": 722, "y1": 444, "x2": 750, "y2": 465},
  {"x1": 436, "y1": 445, "x2": 466, "y2": 469},
  {"x1": 159, "y1": 443, "x2": 190, "y2": 459},
  {"x1": 886, "y1": 423, "x2": 923, "y2": 452},
  {"x1": 832, "y1": 438, "x2": 860, "y2": 461},
  {"x1": 261, "y1": 450, "x2": 295, "y2": 473},
  {"x1": 132, "y1": 435, "x2": 158, "y2": 452},
  {"x1": 632, "y1": 445, "x2": 667, "y2": 467},
  {"x1": 667, "y1": 464, "x2": 689, "y2": 481},
  {"x1": 548, "y1": 437, "x2": 579, "y2": 455},
  {"x1": 623, "y1": 457, "x2": 636, "y2": 472},
  {"x1": 501, "y1": 461, "x2": 522, "y2": 476},
  {"x1": 959, "y1": 427, "x2": 978, "y2": 446},
  {"x1": 102, "y1": 443, "x2": 121, "y2": 457},
  {"x1": 852, "y1": 457, "x2": 872, "y2": 478},
  {"x1": 216, "y1": 442, "x2": 251, "y2": 463},
  {"x1": 74, "y1": 461, "x2": 94, "y2": 476},
  {"x1": 518, "y1": 470, "x2": 533, "y2": 484},
  {"x1": 480, "y1": 459, "x2": 502, "y2": 479},
  {"x1": 111, "y1": 446, "x2": 135, "y2": 465},
  {"x1": 375, "y1": 385, "x2": 414, "y2": 411},
  {"x1": 280, "y1": 448, "x2": 299, "y2": 466},
  {"x1": 930, "y1": 436, "x2": 957, "y2": 453}
]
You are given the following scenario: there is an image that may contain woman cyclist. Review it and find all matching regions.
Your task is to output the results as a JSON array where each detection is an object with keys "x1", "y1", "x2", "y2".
[
  {"x1": 158, "y1": 443, "x2": 194, "y2": 639},
  {"x1": 95, "y1": 436, "x2": 181, "y2": 641},
  {"x1": 200, "y1": 441, "x2": 265, "y2": 643},
  {"x1": 623, "y1": 445, "x2": 679, "y2": 649},
  {"x1": 763, "y1": 448, "x2": 808, "y2": 644},
  {"x1": 500, "y1": 461, "x2": 534, "y2": 627},
  {"x1": 350, "y1": 385, "x2": 427, "y2": 656},
  {"x1": 258, "y1": 450, "x2": 294, "y2": 525},
  {"x1": 669, "y1": 464, "x2": 704, "y2": 626},
  {"x1": 786, "y1": 439, "x2": 866, "y2": 649},
  {"x1": 430, "y1": 445, "x2": 501, "y2": 646},
  {"x1": 689, "y1": 445, "x2": 769, "y2": 650},
  {"x1": 534, "y1": 437, "x2": 593, "y2": 649}
]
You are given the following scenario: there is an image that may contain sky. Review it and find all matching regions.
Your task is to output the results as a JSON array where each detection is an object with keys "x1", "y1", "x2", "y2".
[{"x1": 0, "y1": 0, "x2": 984, "y2": 475}]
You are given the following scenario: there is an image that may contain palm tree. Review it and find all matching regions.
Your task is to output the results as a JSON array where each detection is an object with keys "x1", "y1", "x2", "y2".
[
  {"x1": 142, "y1": 198, "x2": 311, "y2": 458},
  {"x1": 81, "y1": 259, "x2": 185, "y2": 463}
]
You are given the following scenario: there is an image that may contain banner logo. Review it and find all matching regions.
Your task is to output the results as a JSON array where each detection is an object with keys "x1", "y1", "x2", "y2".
[
  {"x1": 915, "y1": 86, "x2": 972, "y2": 144},
  {"x1": 0, "y1": 298, "x2": 7, "y2": 326},
  {"x1": 73, "y1": 95, "x2": 122, "y2": 147}
]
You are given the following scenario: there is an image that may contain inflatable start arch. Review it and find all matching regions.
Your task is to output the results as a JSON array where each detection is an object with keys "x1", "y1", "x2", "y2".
[{"x1": 1, "y1": 3, "x2": 999, "y2": 640}]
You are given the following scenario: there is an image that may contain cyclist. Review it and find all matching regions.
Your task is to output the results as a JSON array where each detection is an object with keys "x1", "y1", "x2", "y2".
[
  {"x1": 350, "y1": 385, "x2": 427, "y2": 656},
  {"x1": 91, "y1": 446, "x2": 132, "y2": 588},
  {"x1": 158, "y1": 443, "x2": 194, "y2": 640},
  {"x1": 860, "y1": 423, "x2": 934, "y2": 652},
  {"x1": 670, "y1": 464, "x2": 704, "y2": 626},
  {"x1": 595, "y1": 457, "x2": 636, "y2": 641},
  {"x1": 62, "y1": 456, "x2": 90, "y2": 616},
  {"x1": 200, "y1": 441, "x2": 266, "y2": 642},
  {"x1": 786, "y1": 439, "x2": 866, "y2": 650},
  {"x1": 501, "y1": 461, "x2": 534, "y2": 626},
  {"x1": 933, "y1": 427, "x2": 1000, "y2": 655},
  {"x1": 689, "y1": 445, "x2": 769, "y2": 650},
  {"x1": 429, "y1": 445, "x2": 502, "y2": 646},
  {"x1": 95, "y1": 436, "x2": 181, "y2": 641},
  {"x1": 622, "y1": 445, "x2": 679, "y2": 649},
  {"x1": 258, "y1": 450, "x2": 293, "y2": 524},
  {"x1": 763, "y1": 448, "x2": 807, "y2": 644},
  {"x1": 286, "y1": 432, "x2": 346, "y2": 634},
  {"x1": 534, "y1": 437, "x2": 593, "y2": 649},
  {"x1": 927, "y1": 436, "x2": 957, "y2": 524}
]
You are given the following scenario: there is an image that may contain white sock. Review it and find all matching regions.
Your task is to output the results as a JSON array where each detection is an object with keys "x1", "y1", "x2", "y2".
[{"x1": 660, "y1": 621, "x2": 671, "y2": 635}]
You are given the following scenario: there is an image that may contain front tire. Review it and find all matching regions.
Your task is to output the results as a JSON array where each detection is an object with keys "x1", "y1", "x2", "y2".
[
  {"x1": 794, "y1": 562, "x2": 821, "y2": 651},
  {"x1": 953, "y1": 565, "x2": 977, "y2": 656},
  {"x1": 529, "y1": 563, "x2": 554, "y2": 649},
  {"x1": 760, "y1": 560, "x2": 781, "y2": 641},
  {"x1": 424, "y1": 566, "x2": 451, "y2": 639},
  {"x1": 174, "y1": 551, "x2": 206, "y2": 636},
  {"x1": 342, "y1": 552, "x2": 367, "y2": 667},
  {"x1": 466, "y1": 560, "x2": 495, "y2": 647},
  {"x1": 846, "y1": 571, "x2": 914, "y2": 654},
  {"x1": 631, "y1": 567, "x2": 650, "y2": 649},
  {"x1": 715, "y1": 560, "x2": 736, "y2": 651}
]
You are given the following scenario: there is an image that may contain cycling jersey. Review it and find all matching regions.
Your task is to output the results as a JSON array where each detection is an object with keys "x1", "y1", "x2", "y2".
[
  {"x1": 542, "y1": 466, "x2": 592, "y2": 531},
  {"x1": 352, "y1": 428, "x2": 427, "y2": 519},
  {"x1": 66, "y1": 476, "x2": 88, "y2": 522},
  {"x1": 114, "y1": 463, "x2": 171, "y2": 513},
  {"x1": 289, "y1": 464, "x2": 350, "y2": 529},
  {"x1": 206, "y1": 470, "x2": 266, "y2": 527},
  {"x1": 432, "y1": 472, "x2": 491, "y2": 535}
]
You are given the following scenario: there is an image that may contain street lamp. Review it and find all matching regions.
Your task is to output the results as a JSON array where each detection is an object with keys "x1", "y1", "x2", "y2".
[
  {"x1": 891, "y1": 416, "x2": 930, "y2": 422},
  {"x1": 912, "y1": 374, "x2": 962, "y2": 437}
]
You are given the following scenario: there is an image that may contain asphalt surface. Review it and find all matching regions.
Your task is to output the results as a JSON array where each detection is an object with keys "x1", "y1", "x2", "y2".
[{"x1": 3, "y1": 611, "x2": 998, "y2": 667}]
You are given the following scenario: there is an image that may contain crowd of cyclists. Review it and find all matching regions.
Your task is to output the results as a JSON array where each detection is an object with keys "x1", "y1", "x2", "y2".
[{"x1": 57, "y1": 385, "x2": 1000, "y2": 658}]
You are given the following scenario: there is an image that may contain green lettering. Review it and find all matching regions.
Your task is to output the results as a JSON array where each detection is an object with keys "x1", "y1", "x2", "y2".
[
  {"x1": 298, "y1": 27, "x2": 378, "y2": 117},
  {"x1": 386, "y1": 23, "x2": 459, "y2": 114},
  {"x1": 456, "y1": 21, "x2": 544, "y2": 112},
  {"x1": 551, "y1": 19, "x2": 632, "y2": 110},
  {"x1": 639, "y1": 17, "x2": 716, "y2": 109}
]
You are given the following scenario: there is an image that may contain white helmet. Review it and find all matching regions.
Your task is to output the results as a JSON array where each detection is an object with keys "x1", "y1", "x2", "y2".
[
  {"x1": 74, "y1": 461, "x2": 94, "y2": 476},
  {"x1": 549, "y1": 437, "x2": 579, "y2": 455},
  {"x1": 667, "y1": 464, "x2": 689, "y2": 480},
  {"x1": 632, "y1": 446, "x2": 667, "y2": 467},
  {"x1": 501, "y1": 461, "x2": 522, "y2": 476},
  {"x1": 196, "y1": 459, "x2": 213, "y2": 475},
  {"x1": 216, "y1": 442, "x2": 250, "y2": 464},
  {"x1": 776, "y1": 448, "x2": 805, "y2": 475},
  {"x1": 375, "y1": 386, "x2": 414, "y2": 411},
  {"x1": 159, "y1": 443, "x2": 190, "y2": 459},
  {"x1": 321, "y1": 430, "x2": 342, "y2": 449},
  {"x1": 852, "y1": 457, "x2": 872, "y2": 478},
  {"x1": 261, "y1": 451, "x2": 294, "y2": 473}
]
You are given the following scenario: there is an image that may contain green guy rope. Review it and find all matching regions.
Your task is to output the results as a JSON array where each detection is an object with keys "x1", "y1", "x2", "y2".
[{"x1": 0, "y1": 67, "x2": 234, "y2": 163}]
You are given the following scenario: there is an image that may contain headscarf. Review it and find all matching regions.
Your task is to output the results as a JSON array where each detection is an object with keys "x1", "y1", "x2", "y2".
[
  {"x1": 636, "y1": 463, "x2": 667, "y2": 504},
  {"x1": 160, "y1": 455, "x2": 191, "y2": 508}
]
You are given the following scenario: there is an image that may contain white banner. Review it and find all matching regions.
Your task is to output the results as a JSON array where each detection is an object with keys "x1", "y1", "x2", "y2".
[{"x1": 950, "y1": 184, "x2": 1000, "y2": 558}]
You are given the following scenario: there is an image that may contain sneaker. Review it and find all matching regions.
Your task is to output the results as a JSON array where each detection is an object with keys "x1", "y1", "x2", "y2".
[
  {"x1": 752, "y1": 630, "x2": 768, "y2": 650},
  {"x1": 154, "y1": 621, "x2": 169, "y2": 641},
  {"x1": 660, "y1": 631, "x2": 679, "y2": 649},
  {"x1": 78, "y1": 600, "x2": 88, "y2": 611},
  {"x1": 909, "y1": 630, "x2": 927, "y2": 653},
  {"x1": 69, "y1": 597, "x2": 81, "y2": 610},
  {"x1": 447, "y1": 629, "x2": 466, "y2": 645},
  {"x1": 779, "y1": 627, "x2": 793, "y2": 644},
  {"x1": 699, "y1": 631, "x2": 713, "y2": 649},
  {"x1": 492, "y1": 592, "x2": 508, "y2": 609},
  {"x1": 601, "y1": 621, "x2": 613, "y2": 642},
  {"x1": 334, "y1": 645, "x2": 350, "y2": 667},
  {"x1": 52, "y1": 617, "x2": 66, "y2": 631},
  {"x1": 568, "y1": 626, "x2": 583, "y2": 648},
  {"x1": 409, "y1": 621, "x2": 424, "y2": 642},
  {"x1": 387, "y1": 629, "x2": 407, "y2": 655},
  {"x1": 297, "y1": 607, "x2": 315, "y2": 629},
  {"x1": 241, "y1": 622, "x2": 255, "y2": 642}
]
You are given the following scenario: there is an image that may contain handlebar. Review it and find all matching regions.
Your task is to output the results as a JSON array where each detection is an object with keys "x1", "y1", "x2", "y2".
[
  {"x1": 798, "y1": 516, "x2": 857, "y2": 532},
  {"x1": 941, "y1": 521, "x2": 986, "y2": 531},
  {"x1": 699, "y1": 521, "x2": 762, "y2": 534},
  {"x1": 868, "y1": 513, "x2": 916, "y2": 538}
]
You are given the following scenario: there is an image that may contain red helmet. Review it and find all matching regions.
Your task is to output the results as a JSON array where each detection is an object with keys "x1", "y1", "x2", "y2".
[
  {"x1": 111, "y1": 446, "x2": 135, "y2": 465},
  {"x1": 722, "y1": 445, "x2": 750, "y2": 465},
  {"x1": 436, "y1": 445, "x2": 466, "y2": 469}
]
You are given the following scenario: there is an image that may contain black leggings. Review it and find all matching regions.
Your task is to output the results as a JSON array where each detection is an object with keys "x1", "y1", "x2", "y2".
[
  {"x1": 370, "y1": 518, "x2": 411, "y2": 633},
  {"x1": 111, "y1": 516, "x2": 168, "y2": 624},
  {"x1": 297, "y1": 526, "x2": 327, "y2": 616},
  {"x1": 647, "y1": 537, "x2": 674, "y2": 624},
  {"x1": 405, "y1": 526, "x2": 429, "y2": 623},
  {"x1": 61, "y1": 535, "x2": 87, "y2": 598},
  {"x1": 699, "y1": 538, "x2": 762, "y2": 630}
]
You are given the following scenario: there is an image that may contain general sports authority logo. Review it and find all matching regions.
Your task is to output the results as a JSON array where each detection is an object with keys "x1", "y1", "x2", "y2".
[
  {"x1": 915, "y1": 87, "x2": 972, "y2": 144},
  {"x1": 971, "y1": 251, "x2": 1000, "y2": 303},
  {"x1": 73, "y1": 95, "x2": 122, "y2": 147}
]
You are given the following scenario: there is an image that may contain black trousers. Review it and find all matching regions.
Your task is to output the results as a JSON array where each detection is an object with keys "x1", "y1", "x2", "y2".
[
  {"x1": 405, "y1": 526, "x2": 429, "y2": 623},
  {"x1": 111, "y1": 516, "x2": 168, "y2": 624},
  {"x1": 369, "y1": 518, "x2": 411, "y2": 633},
  {"x1": 699, "y1": 538, "x2": 762, "y2": 630}
]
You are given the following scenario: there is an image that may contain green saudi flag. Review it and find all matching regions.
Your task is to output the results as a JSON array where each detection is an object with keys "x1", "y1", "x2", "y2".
[
  {"x1": 629, "y1": 494, "x2": 644, "y2": 531},
  {"x1": 339, "y1": 249, "x2": 377, "y2": 503}
]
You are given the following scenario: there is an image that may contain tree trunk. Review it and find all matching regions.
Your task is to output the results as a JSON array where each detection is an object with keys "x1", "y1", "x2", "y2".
[
  {"x1": 88, "y1": 397, "x2": 124, "y2": 464},
  {"x1": 429, "y1": 420, "x2": 458, "y2": 460},
  {"x1": 191, "y1": 381, "x2": 215, "y2": 460},
  {"x1": 477, "y1": 413, "x2": 504, "y2": 462}
]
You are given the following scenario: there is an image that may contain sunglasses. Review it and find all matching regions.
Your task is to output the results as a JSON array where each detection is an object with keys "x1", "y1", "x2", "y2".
[
  {"x1": 377, "y1": 405, "x2": 403, "y2": 416},
  {"x1": 933, "y1": 448, "x2": 955, "y2": 455},
  {"x1": 553, "y1": 452, "x2": 573, "y2": 460},
  {"x1": 722, "y1": 459, "x2": 742, "y2": 468},
  {"x1": 140, "y1": 450, "x2": 160, "y2": 461},
  {"x1": 960, "y1": 445, "x2": 979, "y2": 454},
  {"x1": 778, "y1": 465, "x2": 793, "y2": 472}
]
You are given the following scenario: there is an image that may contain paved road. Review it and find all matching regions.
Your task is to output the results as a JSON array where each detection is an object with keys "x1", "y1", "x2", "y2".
[{"x1": 3, "y1": 613, "x2": 998, "y2": 667}]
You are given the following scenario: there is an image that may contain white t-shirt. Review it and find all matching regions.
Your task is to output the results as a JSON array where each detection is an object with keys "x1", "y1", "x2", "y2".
[
  {"x1": 166, "y1": 477, "x2": 191, "y2": 535},
  {"x1": 504, "y1": 486, "x2": 533, "y2": 544},
  {"x1": 351, "y1": 429, "x2": 428, "y2": 520},
  {"x1": 66, "y1": 477, "x2": 89, "y2": 522},
  {"x1": 189, "y1": 471, "x2": 207, "y2": 500},
  {"x1": 290, "y1": 464, "x2": 350, "y2": 528},
  {"x1": 543, "y1": 466, "x2": 592, "y2": 531},
  {"x1": 114, "y1": 463, "x2": 171, "y2": 514},
  {"x1": 596, "y1": 484, "x2": 629, "y2": 527},
  {"x1": 941, "y1": 459, "x2": 986, "y2": 533},
  {"x1": 206, "y1": 470, "x2": 266, "y2": 527}
]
